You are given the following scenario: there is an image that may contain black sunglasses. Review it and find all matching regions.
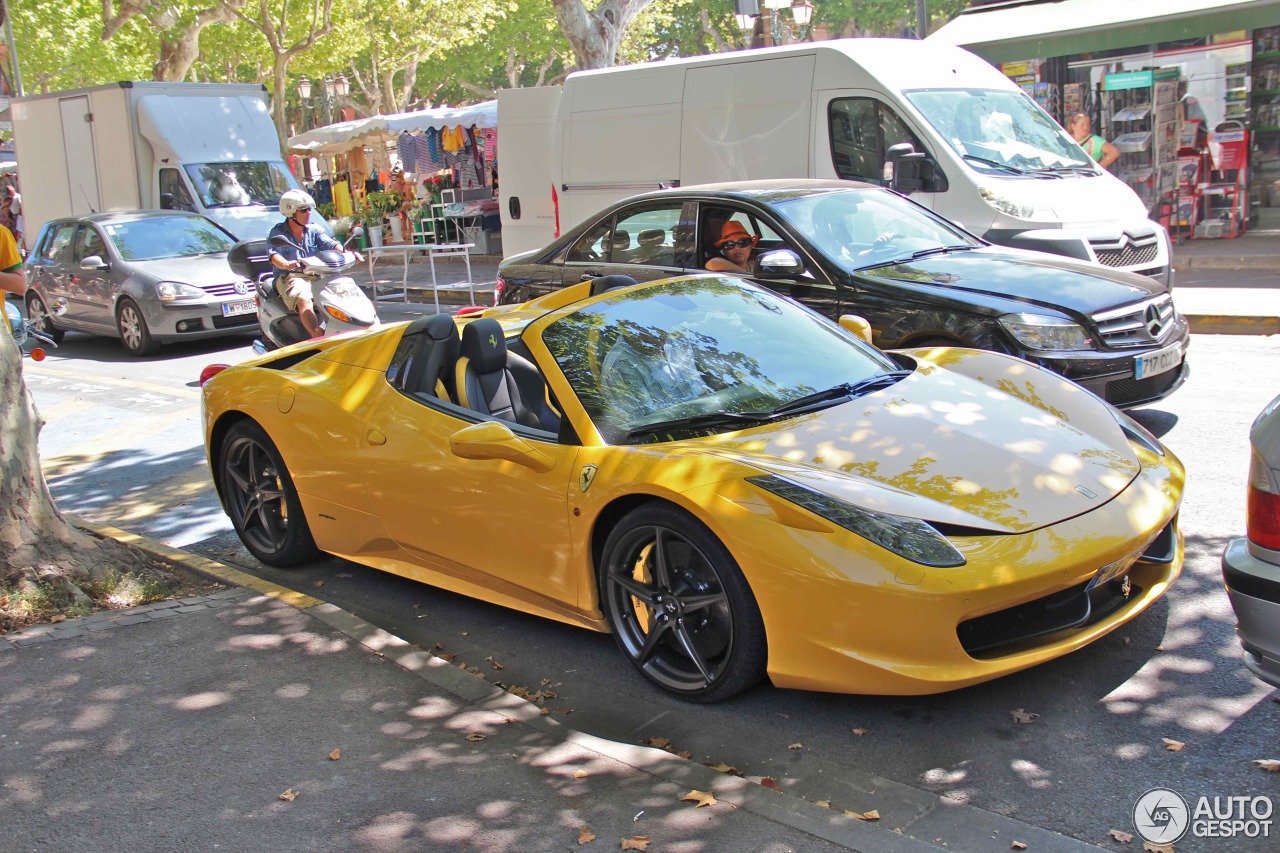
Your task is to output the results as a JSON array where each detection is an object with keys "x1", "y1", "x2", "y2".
[{"x1": 718, "y1": 237, "x2": 754, "y2": 249}]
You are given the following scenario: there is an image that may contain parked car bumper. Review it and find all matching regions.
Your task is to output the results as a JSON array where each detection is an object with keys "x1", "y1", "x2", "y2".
[
  {"x1": 143, "y1": 295, "x2": 259, "y2": 343},
  {"x1": 1020, "y1": 331, "x2": 1190, "y2": 409},
  {"x1": 1222, "y1": 537, "x2": 1280, "y2": 689}
]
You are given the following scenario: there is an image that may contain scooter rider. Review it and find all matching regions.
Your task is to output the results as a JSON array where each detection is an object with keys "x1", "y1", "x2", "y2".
[{"x1": 268, "y1": 190, "x2": 361, "y2": 338}]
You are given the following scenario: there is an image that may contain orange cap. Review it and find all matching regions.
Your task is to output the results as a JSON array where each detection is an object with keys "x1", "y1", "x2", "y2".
[{"x1": 718, "y1": 221, "x2": 754, "y2": 245}]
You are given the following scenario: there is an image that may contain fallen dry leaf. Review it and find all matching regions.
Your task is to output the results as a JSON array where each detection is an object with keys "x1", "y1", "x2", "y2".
[
  {"x1": 1143, "y1": 843, "x2": 1175, "y2": 853},
  {"x1": 439, "y1": 651, "x2": 457, "y2": 662},
  {"x1": 645, "y1": 736, "x2": 671, "y2": 749},
  {"x1": 677, "y1": 750, "x2": 691, "y2": 759},
  {"x1": 844, "y1": 809, "x2": 880, "y2": 821},
  {"x1": 328, "y1": 749, "x2": 341, "y2": 761},
  {"x1": 50, "y1": 615, "x2": 66, "y2": 623},
  {"x1": 555, "y1": 706, "x2": 574, "y2": 715},
  {"x1": 681, "y1": 790, "x2": 718, "y2": 808},
  {"x1": 706, "y1": 762, "x2": 742, "y2": 775},
  {"x1": 278, "y1": 788, "x2": 299, "y2": 801},
  {"x1": 620, "y1": 836, "x2": 650, "y2": 851},
  {"x1": 815, "y1": 799, "x2": 831, "y2": 808},
  {"x1": 1011, "y1": 843, "x2": 1027, "y2": 850},
  {"x1": 1162, "y1": 737, "x2": 1185, "y2": 751},
  {"x1": 433, "y1": 642, "x2": 444, "y2": 650},
  {"x1": 1253, "y1": 759, "x2": 1280, "y2": 772},
  {"x1": 789, "y1": 743, "x2": 804, "y2": 749},
  {"x1": 1011, "y1": 709, "x2": 1039, "y2": 724},
  {"x1": 466, "y1": 733, "x2": 487, "y2": 742},
  {"x1": 485, "y1": 655, "x2": 505, "y2": 671},
  {"x1": 851, "y1": 728, "x2": 870, "y2": 736},
  {"x1": 1109, "y1": 829, "x2": 1134, "y2": 843},
  {"x1": 577, "y1": 825, "x2": 596, "y2": 845},
  {"x1": 313, "y1": 580, "x2": 324, "y2": 588},
  {"x1": 574, "y1": 769, "x2": 589, "y2": 778},
  {"x1": 540, "y1": 708, "x2": 550, "y2": 716},
  {"x1": 761, "y1": 777, "x2": 782, "y2": 791}
]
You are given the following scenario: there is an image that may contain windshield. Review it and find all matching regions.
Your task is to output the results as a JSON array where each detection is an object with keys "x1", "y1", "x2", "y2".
[
  {"x1": 905, "y1": 88, "x2": 1094, "y2": 172},
  {"x1": 184, "y1": 161, "x2": 299, "y2": 208},
  {"x1": 103, "y1": 215, "x2": 235, "y2": 261},
  {"x1": 540, "y1": 277, "x2": 898, "y2": 445},
  {"x1": 773, "y1": 188, "x2": 979, "y2": 273}
]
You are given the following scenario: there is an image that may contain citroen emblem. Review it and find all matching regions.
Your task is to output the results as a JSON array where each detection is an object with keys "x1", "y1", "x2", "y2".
[
  {"x1": 579, "y1": 464, "x2": 598, "y2": 493},
  {"x1": 1076, "y1": 485, "x2": 1097, "y2": 499},
  {"x1": 1144, "y1": 304, "x2": 1163, "y2": 339},
  {"x1": 488, "y1": 334, "x2": 498, "y2": 349}
]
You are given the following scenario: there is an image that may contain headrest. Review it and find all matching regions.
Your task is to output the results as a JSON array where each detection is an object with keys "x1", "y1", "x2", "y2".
[
  {"x1": 459, "y1": 317, "x2": 508, "y2": 373},
  {"x1": 590, "y1": 275, "x2": 637, "y2": 296},
  {"x1": 407, "y1": 312, "x2": 459, "y2": 343},
  {"x1": 639, "y1": 228, "x2": 664, "y2": 245},
  {"x1": 610, "y1": 229, "x2": 630, "y2": 249}
]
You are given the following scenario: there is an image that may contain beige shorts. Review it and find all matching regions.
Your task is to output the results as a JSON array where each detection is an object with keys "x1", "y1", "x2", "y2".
[{"x1": 276, "y1": 272, "x2": 312, "y2": 312}]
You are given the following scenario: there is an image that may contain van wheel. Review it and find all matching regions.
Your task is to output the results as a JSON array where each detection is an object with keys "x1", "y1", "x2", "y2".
[
  {"x1": 116, "y1": 298, "x2": 159, "y2": 356},
  {"x1": 24, "y1": 291, "x2": 65, "y2": 343}
]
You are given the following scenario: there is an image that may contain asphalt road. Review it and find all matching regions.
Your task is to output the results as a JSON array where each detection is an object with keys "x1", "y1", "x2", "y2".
[{"x1": 19, "y1": 315, "x2": 1280, "y2": 852}]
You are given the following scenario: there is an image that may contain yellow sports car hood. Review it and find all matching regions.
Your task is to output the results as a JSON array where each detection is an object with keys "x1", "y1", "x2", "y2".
[{"x1": 701, "y1": 351, "x2": 1141, "y2": 534}]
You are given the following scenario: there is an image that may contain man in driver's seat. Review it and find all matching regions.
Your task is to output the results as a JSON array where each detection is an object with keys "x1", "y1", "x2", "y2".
[{"x1": 600, "y1": 326, "x2": 709, "y2": 420}]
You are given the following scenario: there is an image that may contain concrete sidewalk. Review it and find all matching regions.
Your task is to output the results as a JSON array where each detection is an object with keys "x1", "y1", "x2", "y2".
[{"x1": 0, "y1": 523, "x2": 1103, "y2": 853}]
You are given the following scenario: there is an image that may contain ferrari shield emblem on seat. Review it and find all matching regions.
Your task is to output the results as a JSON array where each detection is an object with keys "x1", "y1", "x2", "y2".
[{"x1": 579, "y1": 464, "x2": 598, "y2": 492}]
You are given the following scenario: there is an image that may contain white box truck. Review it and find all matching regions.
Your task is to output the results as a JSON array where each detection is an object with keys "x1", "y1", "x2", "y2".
[
  {"x1": 12, "y1": 81, "x2": 307, "y2": 244},
  {"x1": 499, "y1": 38, "x2": 1171, "y2": 284}
]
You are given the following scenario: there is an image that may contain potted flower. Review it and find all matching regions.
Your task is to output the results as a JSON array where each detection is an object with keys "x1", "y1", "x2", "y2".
[{"x1": 365, "y1": 190, "x2": 405, "y2": 243}]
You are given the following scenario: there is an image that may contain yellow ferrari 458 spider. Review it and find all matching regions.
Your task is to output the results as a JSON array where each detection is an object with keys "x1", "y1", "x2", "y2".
[{"x1": 202, "y1": 274, "x2": 1184, "y2": 702}]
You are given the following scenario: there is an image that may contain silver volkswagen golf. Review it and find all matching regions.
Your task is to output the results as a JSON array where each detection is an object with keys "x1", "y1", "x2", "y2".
[
  {"x1": 1222, "y1": 392, "x2": 1280, "y2": 688},
  {"x1": 23, "y1": 210, "x2": 257, "y2": 356}
]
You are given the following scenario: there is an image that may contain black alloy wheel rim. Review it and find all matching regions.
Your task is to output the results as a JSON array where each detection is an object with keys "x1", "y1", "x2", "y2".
[
  {"x1": 604, "y1": 524, "x2": 734, "y2": 693},
  {"x1": 222, "y1": 434, "x2": 290, "y2": 557}
]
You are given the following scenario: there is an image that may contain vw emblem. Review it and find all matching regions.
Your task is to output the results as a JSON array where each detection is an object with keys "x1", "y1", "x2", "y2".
[
  {"x1": 1144, "y1": 304, "x2": 1163, "y2": 339},
  {"x1": 235, "y1": 279, "x2": 252, "y2": 295}
]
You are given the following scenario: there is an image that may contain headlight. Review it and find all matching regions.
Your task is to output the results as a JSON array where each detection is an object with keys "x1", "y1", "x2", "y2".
[
  {"x1": 998, "y1": 313, "x2": 1090, "y2": 351},
  {"x1": 324, "y1": 280, "x2": 364, "y2": 300},
  {"x1": 747, "y1": 475, "x2": 966, "y2": 568},
  {"x1": 154, "y1": 281, "x2": 206, "y2": 301},
  {"x1": 1109, "y1": 406, "x2": 1165, "y2": 456},
  {"x1": 978, "y1": 184, "x2": 1057, "y2": 221}
]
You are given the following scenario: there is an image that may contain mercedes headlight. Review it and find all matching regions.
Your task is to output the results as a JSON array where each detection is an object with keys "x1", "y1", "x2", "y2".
[
  {"x1": 999, "y1": 313, "x2": 1090, "y2": 351},
  {"x1": 154, "y1": 281, "x2": 206, "y2": 301},
  {"x1": 747, "y1": 475, "x2": 966, "y2": 567},
  {"x1": 978, "y1": 184, "x2": 1057, "y2": 221}
]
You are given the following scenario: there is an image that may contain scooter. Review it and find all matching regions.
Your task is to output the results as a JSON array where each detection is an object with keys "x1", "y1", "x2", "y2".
[
  {"x1": 5, "y1": 297, "x2": 65, "y2": 361},
  {"x1": 226, "y1": 235, "x2": 379, "y2": 354}
]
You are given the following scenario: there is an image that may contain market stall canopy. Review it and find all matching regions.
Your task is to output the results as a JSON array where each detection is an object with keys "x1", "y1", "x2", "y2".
[
  {"x1": 927, "y1": 0, "x2": 1280, "y2": 64},
  {"x1": 287, "y1": 100, "x2": 496, "y2": 155}
]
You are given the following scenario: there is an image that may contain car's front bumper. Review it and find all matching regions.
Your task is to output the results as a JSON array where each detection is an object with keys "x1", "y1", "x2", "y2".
[
  {"x1": 1022, "y1": 324, "x2": 1190, "y2": 409},
  {"x1": 144, "y1": 296, "x2": 259, "y2": 343},
  {"x1": 1222, "y1": 537, "x2": 1280, "y2": 689}
]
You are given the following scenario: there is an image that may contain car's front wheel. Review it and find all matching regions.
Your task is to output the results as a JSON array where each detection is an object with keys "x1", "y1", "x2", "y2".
[
  {"x1": 218, "y1": 420, "x2": 318, "y2": 567},
  {"x1": 24, "y1": 290, "x2": 66, "y2": 343},
  {"x1": 116, "y1": 298, "x2": 159, "y2": 356},
  {"x1": 599, "y1": 503, "x2": 767, "y2": 702}
]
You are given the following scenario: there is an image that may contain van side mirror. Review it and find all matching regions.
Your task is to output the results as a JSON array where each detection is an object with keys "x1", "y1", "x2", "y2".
[
  {"x1": 159, "y1": 192, "x2": 175, "y2": 210},
  {"x1": 885, "y1": 144, "x2": 947, "y2": 194}
]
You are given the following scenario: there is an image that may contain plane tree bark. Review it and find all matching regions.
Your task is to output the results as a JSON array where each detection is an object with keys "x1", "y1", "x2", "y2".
[
  {"x1": 102, "y1": 0, "x2": 248, "y2": 82},
  {"x1": 551, "y1": 0, "x2": 656, "y2": 70}
]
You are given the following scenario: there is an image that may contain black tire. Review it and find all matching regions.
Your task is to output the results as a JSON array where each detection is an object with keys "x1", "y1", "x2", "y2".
[
  {"x1": 116, "y1": 298, "x2": 159, "y2": 356},
  {"x1": 218, "y1": 420, "x2": 318, "y2": 567},
  {"x1": 24, "y1": 290, "x2": 65, "y2": 343},
  {"x1": 598, "y1": 503, "x2": 767, "y2": 702}
]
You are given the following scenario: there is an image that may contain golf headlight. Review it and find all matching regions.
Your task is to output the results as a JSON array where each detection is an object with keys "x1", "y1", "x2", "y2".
[
  {"x1": 978, "y1": 184, "x2": 1056, "y2": 221},
  {"x1": 155, "y1": 281, "x2": 206, "y2": 301},
  {"x1": 1109, "y1": 406, "x2": 1164, "y2": 456},
  {"x1": 747, "y1": 475, "x2": 966, "y2": 567},
  {"x1": 999, "y1": 313, "x2": 1090, "y2": 351}
]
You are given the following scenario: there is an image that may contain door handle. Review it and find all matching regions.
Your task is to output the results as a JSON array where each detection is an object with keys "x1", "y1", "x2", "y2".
[
  {"x1": 579, "y1": 272, "x2": 601, "y2": 281},
  {"x1": 367, "y1": 429, "x2": 387, "y2": 446}
]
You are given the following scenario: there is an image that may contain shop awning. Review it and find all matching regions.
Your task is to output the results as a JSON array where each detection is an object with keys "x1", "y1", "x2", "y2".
[
  {"x1": 928, "y1": 0, "x2": 1280, "y2": 63},
  {"x1": 287, "y1": 101, "x2": 496, "y2": 155}
]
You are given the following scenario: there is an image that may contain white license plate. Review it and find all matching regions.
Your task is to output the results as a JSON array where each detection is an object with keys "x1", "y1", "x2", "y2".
[
  {"x1": 222, "y1": 298, "x2": 256, "y2": 317},
  {"x1": 1134, "y1": 341, "x2": 1182, "y2": 380}
]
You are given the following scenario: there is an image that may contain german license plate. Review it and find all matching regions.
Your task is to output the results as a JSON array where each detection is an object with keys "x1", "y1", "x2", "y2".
[
  {"x1": 1134, "y1": 341, "x2": 1182, "y2": 380},
  {"x1": 222, "y1": 298, "x2": 256, "y2": 317}
]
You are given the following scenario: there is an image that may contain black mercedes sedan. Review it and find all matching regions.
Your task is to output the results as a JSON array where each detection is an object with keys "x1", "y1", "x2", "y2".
[{"x1": 496, "y1": 180, "x2": 1188, "y2": 409}]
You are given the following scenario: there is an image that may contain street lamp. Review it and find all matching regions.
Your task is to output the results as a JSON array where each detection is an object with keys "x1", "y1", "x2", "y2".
[
  {"x1": 737, "y1": 0, "x2": 814, "y2": 47},
  {"x1": 296, "y1": 73, "x2": 349, "y2": 128}
]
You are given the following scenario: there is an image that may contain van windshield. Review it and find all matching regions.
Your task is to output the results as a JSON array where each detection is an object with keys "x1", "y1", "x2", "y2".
[
  {"x1": 904, "y1": 88, "x2": 1094, "y2": 174},
  {"x1": 185, "y1": 162, "x2": 299, "y2": 208}
]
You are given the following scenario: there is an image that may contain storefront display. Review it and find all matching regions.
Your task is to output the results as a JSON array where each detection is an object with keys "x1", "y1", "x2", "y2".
[
  {"x1": 1251, "y1": 25, "x2": 1280, "y2": 212},
  {"x1": 1104, "y1": 68, "x2": 1181, "y2": 215}
]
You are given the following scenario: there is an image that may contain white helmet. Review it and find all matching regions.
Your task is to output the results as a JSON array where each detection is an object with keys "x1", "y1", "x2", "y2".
[{"x1": 279, "y1": 189, "x2": 316, "y2": 218}]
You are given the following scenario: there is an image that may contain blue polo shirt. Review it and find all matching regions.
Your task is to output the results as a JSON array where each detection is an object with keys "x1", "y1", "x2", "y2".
[{"x1": 268, "y1": 221, "x2": 342, "y2": 282}]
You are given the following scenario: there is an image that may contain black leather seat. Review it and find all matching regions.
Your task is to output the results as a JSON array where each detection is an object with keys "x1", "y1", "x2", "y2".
[
  {"x1": 455, "y1": 318, "x2": 558, "y2": 431},
  {"x1": 395, "y1": 314, "x2": 461, "y2": 402}
]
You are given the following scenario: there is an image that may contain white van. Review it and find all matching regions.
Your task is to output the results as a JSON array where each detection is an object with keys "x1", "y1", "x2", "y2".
[{"x1": 500, "y1": 38, "x2": 1170, "y2": 284}]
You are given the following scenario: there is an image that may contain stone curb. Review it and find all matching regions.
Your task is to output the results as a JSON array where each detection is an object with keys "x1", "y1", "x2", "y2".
[
  {"x1": 1174, "y1": 255, "x2": 1278, "y2": 271},
  {"x1": 1186, "y1": 314, "x2": 1280, "y2": 335},
  {"x1": 51, "y1": 516, "x2": 1107, "y2": 852}
]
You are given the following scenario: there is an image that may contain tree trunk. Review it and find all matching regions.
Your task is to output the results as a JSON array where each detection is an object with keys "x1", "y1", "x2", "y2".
[{"x1": 552, "y1": 0, "x2": 655, "y2": 70}]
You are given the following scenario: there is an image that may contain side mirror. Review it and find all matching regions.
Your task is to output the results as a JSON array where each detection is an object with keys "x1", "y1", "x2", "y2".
[
  {"x1": 159, "y1": 192, "x2": 175, "y2": 210},
  {"x1": 839, "y1": 314, "x2": 873, "y2": 344},
  {"x1": 79, "y1": 255, "x2": 109, "y2": 271},
  {"x1": 449, "y1": 420, "x2": 555, "y2": 472},
  {"x1": 885, "y1": 143, "x2": 925, "y2": 194},
  {"x1": 49, "y1": 297, "x2": 69, "y2": 316},
  {"x1": 269, "y1": 234, "x2": 292, "y2": 250},
  {"x1": 755, "y1": 248, "x2": 805, "y2": 279}
]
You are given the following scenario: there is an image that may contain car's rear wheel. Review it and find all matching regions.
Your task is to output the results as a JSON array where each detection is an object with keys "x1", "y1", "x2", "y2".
[
  {"x1": 116, "y1": 298, "x2": 159, "y2": 356},
  {"x1": 24, "y1": 290, "x2": 65, "y2": 343},
  {"x1": 219, "y1": 420, "x2": 318, "y2": 567},
  {"x1": 599, "y1": 503, "x2": 767, "y2": 702}
]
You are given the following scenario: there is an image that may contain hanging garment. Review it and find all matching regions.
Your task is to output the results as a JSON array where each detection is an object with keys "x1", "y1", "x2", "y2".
[
  {"x1": 312, "y1": 179, "x2": 333, "y2": 206},
  {"x1": 332, "y1": 181, "x2": 352, "y2": 217},
  {"x1": 398, "y1": 131, "x2": 419, "y2": 172},
  {"x1": 370, "y1": 142, "x2": 392, "y2": 175},
  {"x1": 482, "y1": 128, "x2": 497, "y2": 161},
  {"x1": 424, "y1": 127, "x2": 442, "y2": 168}
]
